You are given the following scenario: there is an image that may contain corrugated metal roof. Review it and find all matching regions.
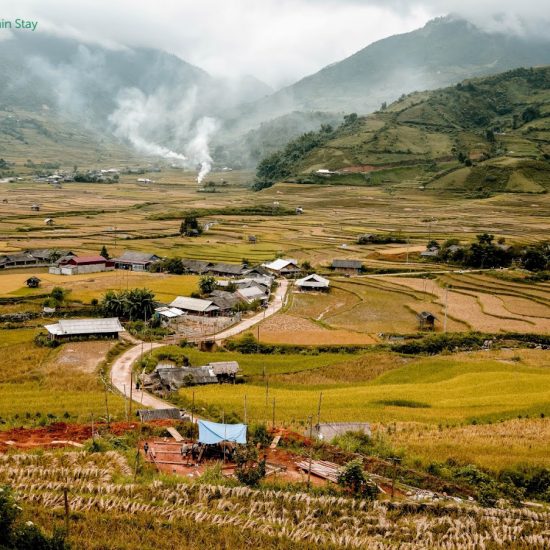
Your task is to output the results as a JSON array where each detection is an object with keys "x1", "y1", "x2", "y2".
[
  {"x1": 332, "y1": 259, "x2": 362, "y2": 269},
  {"x1": 137, "y1": 408, "x2": 181, "y2": 421},
  {"x1": 44, "y1": 317, "x2": 124, "y2": 336},
  {"x1": 263, "y1": 258, "x2": 298, "y2": 271},
  {"x1": 114, "y1": 251, "x2": 160, "y2": 263},
  {"x1": 155, "y1": 306, "x2": 184, "y2": 318},
  {"x1": 170, "y1": 296, "x2": 219, "y2": 313},
  {"x1": 62, "y1": 255, "x2": 110, "y2": 265},
  {"x1": 209, "y1": 361, "x2": 240, "y2": 374},
  {"x1": 315, "y1": 422, "x2": 371, "y2": 440},
  {"x1": 209, "y1": 262, "x2": 246, "y2": 275},
  {"x1": 296, "y1": 274, "x2": 330, "y2": 287},
  {"x1": 237, "y1": 286, "x2": 267, "y2": 301}
]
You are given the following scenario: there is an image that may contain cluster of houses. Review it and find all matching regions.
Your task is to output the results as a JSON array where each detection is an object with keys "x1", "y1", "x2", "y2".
[
  {"x1": 161, "y1": 272, "x2": 274, "y2": 319},
  {"x1": 141, "y1": 361, "x2": 240, "y2": 392}
]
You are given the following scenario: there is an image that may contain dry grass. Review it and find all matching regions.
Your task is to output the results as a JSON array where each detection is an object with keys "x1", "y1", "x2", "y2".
[{"x1": 387, "y1": 418, "x2": 550, "y2": 470}]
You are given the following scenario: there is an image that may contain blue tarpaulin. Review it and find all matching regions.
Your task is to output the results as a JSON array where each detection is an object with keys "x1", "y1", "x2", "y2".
[{"x1": 198, "y1": 419, "x2": 247, "y2": 444}]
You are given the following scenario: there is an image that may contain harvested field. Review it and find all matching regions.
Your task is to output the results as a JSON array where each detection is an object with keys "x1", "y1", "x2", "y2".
[{"x1": 259, "y1": 313, "x2": 378, "y2": 345}]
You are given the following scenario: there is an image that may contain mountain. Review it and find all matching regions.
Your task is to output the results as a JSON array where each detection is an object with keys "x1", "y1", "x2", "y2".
[
  {"x1": 230, "y1": 16, "x2": 550, "y2": 134},
  {"x1": 0, "y1": 33, "x2": 271, "y2": 164},
  {"x1": 254, "y1": 66, "x2": 550, "y2": 197}
]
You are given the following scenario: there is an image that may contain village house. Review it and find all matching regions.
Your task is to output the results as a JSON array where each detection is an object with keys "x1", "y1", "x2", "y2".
[
  {"x1": 170, "y1": 296, "x2": 220, "y2": 316},
  {"x1": 44, "y1": 218, "x2": 54, "y2": 226},
  {"x1": 209, "y1": 290, "x2": 242, "y2": 314},
  {"x1": 113, "y1": 250, "x2": 161, "y2": 271},
  {"x1": 0, "y1": 252, "x2": 40, "y2": 269},
  {"x1": 31, "y1": 204, "x2": 40, "y2": 211},
  {"x1": 180, "y1": 259, "x2": 213, "y2": 274},
  {"x1": 49, "y1": 255, "x2": 115, "y2": 275},
  {"x1": 44, "y1": 318, "x2": 125, "y2": 341},
  {"x1": 208, "y1": 262, "x2": 248, "y2": 278},
  {"x1": 143, "y1": 361, "x2": 240, "y2": 391},
  {"x1": 421, "y1": 246, "x2": 440, "y2": 258},
  {"x1": 331, "y1": 259, "x2": 363, "y2": 275},
  {"x1": 296, "y1": 273, "x2": 330, "y2": 291},
  {"x1": 236, "y1": 285, "x2": 269, "y2": 305},
  {"x1": 154, "y1": 306, "x2": 185, "y2": 325},
  {"x1": 417, "y1": 311, "x2": 437, "y2": 330},
  {"x1": 262, "y1": 258, "x2": 301, "y2": 277}
]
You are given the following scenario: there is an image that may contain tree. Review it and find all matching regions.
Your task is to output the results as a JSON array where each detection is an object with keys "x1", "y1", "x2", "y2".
[
  {"x1": 337, "y1": 459, "x2": 379, "y2": 499},
  {"x1": 486, "y1": 129, "x2": 496, "y2": 142},
  {"x1": 234, "y1": 445, "x2": 266, "y2": 487},
  {"x1": 99, "y1": 245, "x2": 110, "y2": 259},
  {"x1": 301, "y1": 260, "x2": 314, "y2": 274},
  {"x1": 523, "y1": 249, "x2": 548, "y2": 272},
  {"x1": 180, "y1": 216, "x2": 202, "y2": 237},
  {"x1": 0, "y1": 484, "x2": 69, "y2": 549},
  {"x1": 198, "y1": 275, "x2": 217, "y2": 295},
  {"x1": 50, "y1": 287, "x2": 67, "y2": 306},
  {"x1": 100, "y1": 288, "x2": 156, "y2": 320}
]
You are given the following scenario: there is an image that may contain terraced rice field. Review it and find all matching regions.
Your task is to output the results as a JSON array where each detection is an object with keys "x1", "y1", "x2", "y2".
[
  {"x1": 1, "y1": 451, "x2": 548, "y2": 549},
  {"x1": 180, "y1": 349, "x2": 550, "y2": 428}
]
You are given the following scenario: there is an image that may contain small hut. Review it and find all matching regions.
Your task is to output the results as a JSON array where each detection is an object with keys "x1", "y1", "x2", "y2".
[
  {"x1": 26, "y1": 276, "x2": 41, "y2": 288},
  {"x1": 31, "y1": 204, "x2": 40, "y2": 211},
  {"x1": 417, "y1": 311, "x2": 437, "y2": 330},
  {"x1": 44, "y1": 218, "x2": 54, "y2": 226}
]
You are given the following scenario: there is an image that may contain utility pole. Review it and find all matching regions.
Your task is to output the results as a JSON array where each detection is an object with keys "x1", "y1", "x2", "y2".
[
  {"x1": 129, "y1": 370, "x2": 133, "y2": 419},
  {"x1": 444, "y1": 286, "x2": 449, "y2": 333},
  {"x1": 272, "y1": 398, "x2": 276, "y2": 429},
  {"x1": 100, "y1": 375, "x2": 110, "y2": 429},
  {"x1": 243, "y1": 394, "x2": 247, "y2": 424},
  {"x1": 265, "y1": 378, "x2": 269, "y2": 407},
  {"x1": 191, "y1": 391, "x2": 195, "y2": 423},
  {"x1": 316, "y1": 392, "x2": 323, "y2": 430},
  {"x1": 307, "y1": 415, "x2": 313, "y2": 488},
  {"x1": 63, "y1": 487, "x2": 70, "y2": 535},
  {"x1": 123, "y1": 384, "x2": 128, "y2": 421}
]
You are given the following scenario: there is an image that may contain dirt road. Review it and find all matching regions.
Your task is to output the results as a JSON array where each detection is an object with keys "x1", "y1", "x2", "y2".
[{"x1": 110, "y1": 278, "x2": 289, "y2": 410}]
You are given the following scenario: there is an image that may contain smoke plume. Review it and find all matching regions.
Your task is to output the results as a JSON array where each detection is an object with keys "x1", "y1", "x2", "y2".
[{"x1": 109, "y1": 86, "x2": 219, "y2": 178}]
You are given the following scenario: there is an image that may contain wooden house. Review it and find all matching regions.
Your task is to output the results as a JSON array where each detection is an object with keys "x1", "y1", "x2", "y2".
[
  {"x1": 417, "y1": 311, "x2": 437, "y2": 330},
  {"x1": 331, "y1": 259, "x2": 362, "y2": 275}
]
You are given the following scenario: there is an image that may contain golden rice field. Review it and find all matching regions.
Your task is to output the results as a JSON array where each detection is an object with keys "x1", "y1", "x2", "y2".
[
  {"x1": 0, "y1": 328, "x2": 125, "y2": 425},
  {"x1": 386, "y1": 418, "x2": 550, "y2": 471},
  {"x1": 2, "y1": 172, "x2": 550, "y2": 270},
  {"x1": 180, "y1": 349, "x2": 550, "y2": 449},
  {"x1": 0, "y1": 269, "x2": 200, "y2": 304}
]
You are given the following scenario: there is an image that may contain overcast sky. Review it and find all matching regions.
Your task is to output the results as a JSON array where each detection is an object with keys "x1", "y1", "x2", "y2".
[{"x1": 3, "y1": 0, "x2": 550, "y2": 87}]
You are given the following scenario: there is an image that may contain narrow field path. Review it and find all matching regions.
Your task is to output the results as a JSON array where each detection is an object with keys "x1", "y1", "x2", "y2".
[{"x1": 110, "y1": 279, "x2": 289, "y2": 410}]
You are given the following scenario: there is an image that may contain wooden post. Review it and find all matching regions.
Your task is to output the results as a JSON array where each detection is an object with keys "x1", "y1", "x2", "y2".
[
  {"x1": 63, "y1": 487, "x2": 70, "y2": 535},
  {"x1": 444, "y1": 286, "x2": 449, "y2": 333},
  {"x1": 316, "y1": 392, "x2": 323, "y2": 430},
  {"x1": 307, "y1": 415, "x2": 313, "y2": 488},
  {"x1": 129, "y1": 370, "x2": 133, "y2": 419},
  {"x1": 244, "y1": 394, "x2": 247, "y2": 424},
  {"x1": 123, "y1": 384, "x2": 128, "y2": 421},
  {"x1": 101, "y1": 376, "x2": 110, "y2": 429},
  {"x1": 265, "y1": 378, "x2": 269, "y2": 407},
  {"x1": 272, "y1": 397, "x2": 276, "y2": 429}
]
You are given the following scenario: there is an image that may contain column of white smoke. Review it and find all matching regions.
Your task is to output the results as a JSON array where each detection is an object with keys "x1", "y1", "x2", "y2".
[
  {"x1": 186, "y1": 116, "x2": 220, "y2": 183},
  {"x1": 109, "y1": 87, "x2": 188, "y2": 164}
]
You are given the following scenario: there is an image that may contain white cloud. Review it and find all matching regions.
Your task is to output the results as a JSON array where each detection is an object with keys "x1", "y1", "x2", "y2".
[{"x1": 1, "y1": 1, "x2": 549, "y2": 86}]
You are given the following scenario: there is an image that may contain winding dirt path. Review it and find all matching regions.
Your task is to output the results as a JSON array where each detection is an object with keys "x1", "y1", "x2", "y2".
[{"x1": 110, "y1": 279, "x2": 289, "y2": 410}]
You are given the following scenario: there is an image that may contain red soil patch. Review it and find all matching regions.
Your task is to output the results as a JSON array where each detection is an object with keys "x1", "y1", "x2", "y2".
[{"x1": 0, "y1": 420, "x2": 174, "y2": 451}]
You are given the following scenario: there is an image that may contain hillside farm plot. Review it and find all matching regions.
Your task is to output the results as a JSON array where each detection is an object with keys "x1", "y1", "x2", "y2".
[
  {"x1": 387, "y1": 417, "x2": 550, "y2": 471},
  {"x1": 0, "y1": 328, "x2": 125, "y2": 426},
  {"x1": 0, "y1": 270, "x2": 200, "y2": 304},
  {"x1": 382, "y1": 272, "x2": 550, "y2": 333},
  {"x1": 2, "y1": 451, "x2": 548, "y2": 549},
  {"x1": 179, "y1": 348, "x2": 550, "y2": 430}
]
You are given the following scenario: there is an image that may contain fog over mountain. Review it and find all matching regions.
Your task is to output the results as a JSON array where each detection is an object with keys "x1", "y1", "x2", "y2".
[{"x1": 1, "y1": 2, "x2": 550, "y2": 172}]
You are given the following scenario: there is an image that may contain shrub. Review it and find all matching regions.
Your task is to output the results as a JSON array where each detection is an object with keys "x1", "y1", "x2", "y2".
[
  {"x1": 337, "y1": 459, "x2": 379, "y2": 499},
  {"x1": 234, "y1": 445, "x2": 266, "y2": 487}
]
